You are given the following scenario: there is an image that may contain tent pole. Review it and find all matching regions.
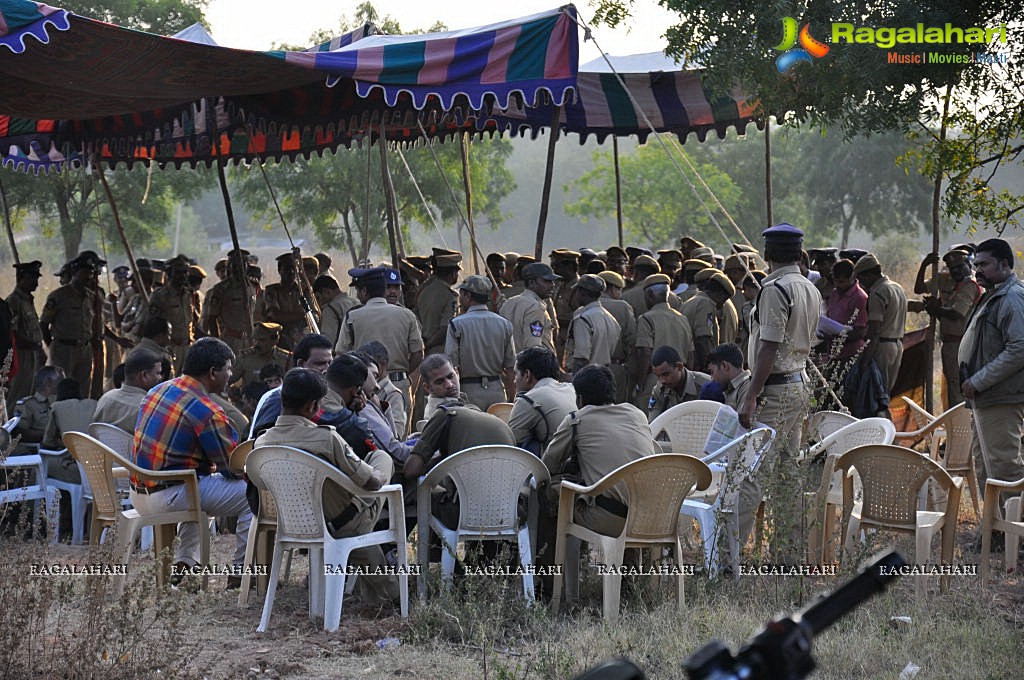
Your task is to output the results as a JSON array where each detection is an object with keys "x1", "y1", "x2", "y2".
[
  {"x1": 926, "y1": 85, "x2": 952, "y2": 414},
  {"x1": 0, "y1": 177, "x2": 19, "y2": 264},
  {"x1": 764, "y1": 116, "x2": 773, "y2": 227},
  {"x1": 216, "y1": 160, "x2": 254, "y2": 343},
  {"x1": 95, "y1": 164, "x2": 147, "y2": 305},
  {"x1": 613, "y1": 137, "x2": 624, "y2": 248},
  {"x1": 459, "y1": 133, "x2": 480, "y2": 275},
  {"x1": 534, "y1": 105, "x2": 562, "y2": 260},
  {"x1": 378, "y1": 128, "x2": 401, "y2": 269}
]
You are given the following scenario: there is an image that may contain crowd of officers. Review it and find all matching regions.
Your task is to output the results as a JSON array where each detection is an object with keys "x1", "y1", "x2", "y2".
[{"x1": 1, "y1": 225, "x2": 997, "y2": 569}]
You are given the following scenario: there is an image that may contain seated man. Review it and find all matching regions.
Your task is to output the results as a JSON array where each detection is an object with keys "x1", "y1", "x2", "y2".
[
  {"x1": 12, "y1": 365, "x2": 62, "y2": 454},
  {"x1": 249, "y1": 333, "x2": 335, "y2": 437},
  {"x1": 646, "y1": 345, "x2": 712, "y2": 422},
  {"x1": 130, "y1": 337, "x2": 252, "y2": 583},
  {"x1": 255, "y1": 368, "x2": 396, "y2": 603},
  {"x1": 358, "y1": 341, "x2": 407, "y2": 437},
  {"x1": 706, "y1": 343, "x2": 751, "y2": 410},
  {"x1": 93, "y1": 348, "x2": 165, "y2": 432},
  {"x1": 508, "y1": 346, "x2": 577, "y2": 455}
]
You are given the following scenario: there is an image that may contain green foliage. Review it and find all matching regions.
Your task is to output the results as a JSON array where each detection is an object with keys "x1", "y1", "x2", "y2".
[{"x1": 55, "y1": 0, "x2": 206, "y2": 34}]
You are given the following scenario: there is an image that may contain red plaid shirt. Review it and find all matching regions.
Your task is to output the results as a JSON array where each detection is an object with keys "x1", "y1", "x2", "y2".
[{"x1": 131, "y1": 375, "x2": 239, "y2": 487}]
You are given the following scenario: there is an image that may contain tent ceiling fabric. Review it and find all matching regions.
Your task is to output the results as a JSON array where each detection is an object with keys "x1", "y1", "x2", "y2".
[{"x1": 1, "y1": 0, "x2": 760, "y2": 173}]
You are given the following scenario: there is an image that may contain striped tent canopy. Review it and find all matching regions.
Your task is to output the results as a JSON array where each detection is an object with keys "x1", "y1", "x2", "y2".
[{"x1": 0, "y1": 0, "x2": 579, "y2": 171}]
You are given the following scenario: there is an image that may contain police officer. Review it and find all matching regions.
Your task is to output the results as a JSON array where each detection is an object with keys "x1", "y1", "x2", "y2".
[
  {"x1": 549, "y1": 249, "x2": 581, "y2": 360},
  {"x1": 203, "y1": 249, "x2": 259, "y2": 355},
  {"x1": 40, "y1": 255, "x2": 103, "y2": 392},
  {"x1": 623, "y1": 254, "x2": 672, "y2": 316},
  {"x1": 565, "y1": 274, "x2": 620, "y2": 373},
  {"x1": 13, "y1": 366, "x2": 62, "y2": 454},
  {"x1": 854, "y1": 252, "x2": 908, "y2": 395},
  {"x1": 633, "y1": 273, "x2": 695, "y2": 408},
  {"x1": 683, "y1": 269, "x2": 738, "y2": 367},
  {"x1": 313, "y1": 274, "x2": 359, "y2": 350},
  {"x1": 911, "y1": 247, "x2": 982, "y2": 406},
  {"x1": 485, "y1": 252, "x2": 513, "y2": 312},
  {"x1": 676, "y1": 258, "x2": 711, "y2": 304},
  {"x1": 231, "y1": 322, "x2": 293, "y2": 389},
  {"x1": 646, "y1": 344, "x2": 712, "y2": 422},
  {"x1": 259, "y1": 251, "x2": 313, "y2": 349},
  {"x1": 337, "y1": 266, "x2": 424, "y2": 424},
  {"x1": 604, "y1": 246, "x2": 629, "y2": 278},
  {"x1": 7, "y1": 261, "x2": 45, "y2": 406},
  {"x1": 597, "y1": 270, "x2": 637, "y2": 404},
  {"x1": 508, "y1": 346, "x2": 577, "y2": 455},
  {"x1": 140, "y1": 255, "x2": 196, "y2": 375},
  {"x1": 657, "y1": 249, "x2": 684, "y2": 279},
  {"x1": 499, "y1": 262, "x2": 560, "y2": 357},
  {"x1": 737, "y1": 223, "x2": 821, "y2": 561},
  {"x1": 416, "y1": 248, "x2": 461, "y2": 356},
  {"x1": 809, "y1": 247, "x2": 839, "y2": 300},
  {"x1": 444, "y1": 275, "x2": 515, "y2": 411}
]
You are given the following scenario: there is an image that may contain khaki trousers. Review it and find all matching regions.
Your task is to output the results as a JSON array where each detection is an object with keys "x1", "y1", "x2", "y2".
[
  {"x1": 970, "y1": 403, "x2": 1024, "y2": 504},
  {"x1": 876, "y1": 340, "x2": 903, "y2": 394},
  {"x1": 940, "y1": 339, "x2": 963, "y2": 407},
  {"x1": 48, "y1": 342, "x2": 92, "y2": 395},
  {"x1": 461, "y1": 379, "x2": 506, "y2": 412}
]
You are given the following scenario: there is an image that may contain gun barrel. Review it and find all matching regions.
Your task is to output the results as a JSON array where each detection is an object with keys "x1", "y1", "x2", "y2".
[{"x1": 799, "y1": 550, "x2": 906, "y2": 637}]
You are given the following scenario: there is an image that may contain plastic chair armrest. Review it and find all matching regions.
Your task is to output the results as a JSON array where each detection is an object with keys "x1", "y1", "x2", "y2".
[{"x1": 984, "y1": 477, "x2": 1024, "y2": 492}]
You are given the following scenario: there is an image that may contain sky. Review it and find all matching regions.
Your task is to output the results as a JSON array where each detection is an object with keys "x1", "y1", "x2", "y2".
[{"x1": 204, "y1": 0, "x2": 679, "y2": 64}]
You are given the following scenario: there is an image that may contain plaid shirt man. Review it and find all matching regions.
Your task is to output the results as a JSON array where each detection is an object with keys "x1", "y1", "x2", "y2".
[{"x1": 131, "y1": 374, "x2": 238, "y2": 487}]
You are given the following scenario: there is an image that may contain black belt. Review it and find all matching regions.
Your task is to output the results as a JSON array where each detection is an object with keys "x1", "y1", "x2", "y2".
[
  {"x1": 460, "y1": 375, "x2": 500, "y2": 384},
  {"x1": 765, "y1": 371, "x2": 804, "y2": 385},
  {"x1": 595, "y1": 494, "x2": 629, "y2": 519},
  {"x1": 327, "y1": 503, "x2": 360, "y2": 532},
  {"x1": 389, "y1": 371, "x2": 407, "y2": 382},
  {"x1": 879, "y1": 337, "x2": 902, "y2": 343},
  {"x1": 131, "y1": 479, "x2": 183, "y2": 494}
]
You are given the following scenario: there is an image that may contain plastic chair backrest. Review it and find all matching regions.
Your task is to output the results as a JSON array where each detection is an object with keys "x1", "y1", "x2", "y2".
[
  {"x1": 2, "y1": 416, "x2": 20, "y2": 432},
  {"x1": 228, "y1": 440, "x2": 255, "y2": 475},
  {"x1": 62, "y1": 432, "x2": 122, "y2": 519},
  {"x1": 807, "y1": 411, "x2": 858, "y2": 442},
  {"x1": 246, "y1": 446, "x2": 332, "y2": 541},
  {"x1": 648, "y1": 400, "x2": 724, "y2": 455},
  {"x1": 936, "y1": 404, "x2": 972, "y2": 469},
  {"x1": 836, "y1": 444, "x2": 954, "y2": 527},
  {"x1": 421, "y1": 445, "x2": 550, "y2": 534},
  {"x1": 613, "y1": 454, "x2": 712, "y2": 540},
  {"x1": 88, "y1": 423, "x2": 134, "y2": 459},
  {"x1": 716, "y1": 428, "x2": 776, "y2": 511},
  {"x1": 816, "y1": 417, "x2": 897, "y2": 458},
  {"x1": 485, "y1": 402, "x2": 514, "y2": 423}
]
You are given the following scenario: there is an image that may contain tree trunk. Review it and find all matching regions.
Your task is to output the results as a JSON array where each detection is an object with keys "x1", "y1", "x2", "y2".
[{"x1": 340, "y1": 208, "x2": 358, "y2": 267}]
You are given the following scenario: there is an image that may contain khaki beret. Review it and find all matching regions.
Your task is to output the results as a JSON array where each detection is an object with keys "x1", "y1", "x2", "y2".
[
  {"x1": 683, "y1": 258, "x2": 712, "y2": 272},
  {"x1": 643, "y1": 273, "x2": 672, "y2": 289},
  {"x1": 432, "y1": 253, "x2": 463, "y2": 269},
  {"x1": 253, "y1": 321, "x2": 283, "y2": 337},
  {"x1": 573, "y1": 273, "x2": 606, "y2": 294},
  {"x1": 632, "y1": 254, "x2": 660, "y2": 271},
  {"x1": 657, "y1": 249, "x2": 683, "y2": 262},
  {"x1": 597, "y1": 270, "x2": 625, "y2": 289},
  {"x1": 458, "y1": 275, "x2": 492, "y2": 295},
  {"x1": 707, "y1": 270, "x2": 736, "y2": 297},
  {"x1": 679, "y1": 236, "x2": 704, "y2": 249},
  {"x1": 723, "y1": 255, "x2": 747, "y2": 271},
  {"x1": 549, "y1": 249, "x2": 581, "y2": 262},
  {"x1": 942, "y1": 248, "x2": 969, "y2": 264},
  {"x1": 693, "y1": 267, "x2": 717, "y2": 283},
  {"x1": 853, "y1": 252, "x2": 882, "y2": 274},
  {"x1": 690, "y1": 246, "x2": 715, "y2": 263}
]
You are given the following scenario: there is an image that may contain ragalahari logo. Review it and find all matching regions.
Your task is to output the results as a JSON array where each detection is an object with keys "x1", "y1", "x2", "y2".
[{"x1": 774, "y1": 17, "x2": 830, "y2": 72}]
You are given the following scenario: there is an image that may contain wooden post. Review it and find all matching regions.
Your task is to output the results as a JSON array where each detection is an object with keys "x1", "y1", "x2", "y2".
[
  {"x1": 0, "y1": 176, "x2": 19, "y2": 264},
  {"x1": 216, "y1": 160, "x2": 254, "y2": 341},
  {"x1": 534, "y1": 105, "x2": 562, "y2": 260},
  {"x1": 459, "y1": 133, "x2": 481, "y2": 275},
  {"x1": 95, "y1": 165, "x2": 148, "y2": 304},
  {"x1": 764, "y1": 116, "x2": 773, "y2": 227},
  {"x1": 926, "y1": 85, "x2": 952, "y2": 413},
  {"x1": 378, "y1": 128, "x2": 401, "y2": 269},
  {"x1": 613, "y1": 137, "x2": 624, "y2": 248}
]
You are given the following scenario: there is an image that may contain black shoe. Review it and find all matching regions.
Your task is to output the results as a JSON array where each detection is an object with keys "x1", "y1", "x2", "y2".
[
  {"x1": 972, "y1": 531, "x2": 1005, "y2": 553},
  {"x1": 169, "y1": 561, "x2": 192, "y2": 587},
  {"x1": 226, "y1": 575, "x2": 242, "y2": 590}
]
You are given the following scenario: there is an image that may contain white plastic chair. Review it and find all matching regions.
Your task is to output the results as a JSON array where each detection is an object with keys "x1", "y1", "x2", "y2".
[
  {"x1": 551, "y1": 454, "x2": 712, "y2": 622},
  {"x1": 0, "y1": 450, "x2": 59, "y2": 542},
  {"x1": 806, "y1": 410, "x2": 858, "y2": 444},
  {"x1": 245, "y1": 445, "x2": 408, "y2": 633},
  {"x1": 89, "y1": 422, "x2": 152, "y2": 550},
  {"x1": 980, "y1": 476, "x2": 1024, "y2": 580},
  {"x1": 804, "y1": 417, "x2": 897, "y2": 563},
  {"x1": 679, "y1": 427, "x2": 776, "y2": 578},
  {"x1": 37, "y1": 445, "x2": 87, "y2": 544},
  {"x1": 416, "y1": 445, "x2": 549, "y2": 602},
  {"x1": 648, "y1": 400, "x2": 725, "y2": 456}
]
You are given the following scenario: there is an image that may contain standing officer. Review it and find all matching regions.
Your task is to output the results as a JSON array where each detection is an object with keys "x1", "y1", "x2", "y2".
[
  {"x1": 142, "y1": 255, "x2": 196, "y2": 375},
  {"x1": 202, "y1": 249, "x2": 258, "y2": 355},
  {"x1": 565, "y1": 274, "x2": 620, "y2": 374},
  {"x1": 737, "y1": 223, "x2": 820, "y2": 562},
  {"x1": 260, "y1": 251, "x2": 313, "y2": 349},
  {"x1": 854, "y1": 253, "x2": 908, "y2": 395},
  {"x1": 231, "y1": 322, "x2": 293, "y2": 388},
  {"x1": 337, "y1": 266, "x2": 423, "y2": 422},
  {"x1": 675, "y1": 258, "x2": 711, "y2": 305},
  {"x1": 499, "y1": 262, "x2": 560, "y2": 356},
  {"x1": 633, "y1": 274, "x2": 694, "y2": 408},
  {"x1": 912, "y1": 247, "x2": 982, "y2": 406},
  {"x1": 416, "y1": 248, "x2": 461, "y2": 356},
  {"x1": 682, "y1": 269, "x2": 737, "y2": 368},
  {"x1": 549, "y1": 249, "x2": 581, "y2": 361},
  {"x1": 313, "y1": 274, "x2": 358, "y2": 350},
  {"x1": 7, "y1": 261, "x2": 45, "y2": 406},
  {"x1": 40, "y1": 255, "x2": 103, "y2": 392},
  {"x1": 444, "y1": 275, "x2": 515, "y2": 411},
  {"x1": 623, "y1": 254, "x2": 678, "y2": 316},
  {"x1": 597, "y1": 270, "x2": 637, "y2": 403}
]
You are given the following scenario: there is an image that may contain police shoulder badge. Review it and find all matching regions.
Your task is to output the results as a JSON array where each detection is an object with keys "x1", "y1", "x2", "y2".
[{"x1": 529, "y1": 320, "x2": 543, "y2": 337}]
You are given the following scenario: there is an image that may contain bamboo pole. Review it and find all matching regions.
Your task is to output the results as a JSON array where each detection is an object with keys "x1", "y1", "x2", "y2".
[
  {"x1": 94, "y1": 164, "x2": 148, "y2": 304},
  {"x1": 459, "y1": 133, "x2": 481, "y2": 275},
  {"x1": 764, "y1": 116, "x2": 773, "y2": 227},
  {"x1": 378, "y1": 127, "x2": 401, "y2": 269},
  {"x1": 926, "y1": 85, "x2": 952, "y2": 413},
  {"x1": 0, "y1": 176, "x2": 19, "y2": 264},
  {"x1": 216, "y1": 160, "x2": 254, "y2": 342},
  {"x1": 534, "y1": 105, "x2": 562, "y2": 260},
  {"x1": 612, "y1": 137, "x2": 624, "y2": 248}
]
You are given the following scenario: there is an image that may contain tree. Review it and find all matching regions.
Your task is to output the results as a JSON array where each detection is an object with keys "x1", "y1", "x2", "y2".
[
  {"x1": 591, "y1": 0, "x2": 1024, "y2": 234},
  {"x1": 564, "y1": 138, "x2": 740, "y2": 248}
]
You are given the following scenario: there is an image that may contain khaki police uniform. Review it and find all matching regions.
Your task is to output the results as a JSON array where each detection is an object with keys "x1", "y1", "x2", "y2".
[
  {"x1": 742, "y1": 261, "x2": 820, "y2": 555},
  {"x1": 634, "y1": 302, "x2": 694, "y2": 407},
  {"x1": 93, "y1": 384, "x2": 148, "y2": 432},
  {"x1": 681, "y1": 291, "x2": 721, "y2": 349},
  {"x1": 318, "y1": 291, "x2": 359, "y2": 351},
  {"x1": 867, "y1": 275, "x2": 908, "y2": 393},
  {"x1": 203, "y1": 278, "x2": 259, "y2": 355},
  {"x1": 926, "y1": 272, "x2": 981, "y2": 406},
  {"x1": 566, "y1": 300, "x2": 620, "y2": 368},
  {"x1": 601, "y1": 295, "x2": 637, "y2": 404},
  {"x1": 144, "y1": 283, "x2": 196, "y2": 374},
  {"x1": 718, "y1": 299, "x2": 739, "y2": 345},
  {"x1": 376, "y1": 376, "x2": 408, "y2": 439},
  {"x1": 40, "y1": 284, "x2": 100, "y2": 392},
  {"x1": 646, "y1": 369, "x2": 712, "y2": 422},
  {"x1": 622, "y1": 273, "x2": 683, "y2": 317},
  {"x1": 444, "y1": 304, "x2": 515, "y2": 411},
  {"x1": 508, "y1": 377, "x2": 577, "y2": 454},
  {"x1": 7, "y1": 286, "x2": 44, "y2": 405},
  {"x1": 722, "y1": 370, "x2": 752, "y2": 411},
  {"x1": 499, "y1": 289, "x2": 557, "y2": 355},
  {"x1": 416, "y1": 276, "x2": 459, "y2": 356},
  {"x1": 42, "y1": 398, "x2": 96, "y2": 481},
  {"x1": 232, "y1": 345, "x2": 292, "y2": 387},
  {"x1": 13, "y1": 393, "x2": 51, "y2": 455},
  {"x1": 259, "y1": 281, "x2": 311, "y2": 350}
]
